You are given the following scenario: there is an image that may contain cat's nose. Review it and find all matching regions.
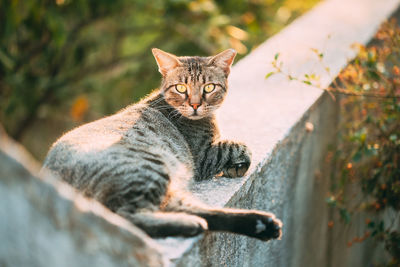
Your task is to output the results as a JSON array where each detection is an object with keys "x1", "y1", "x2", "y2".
[{"x1": 190, "y1": 103, "x2": 201, "y2": 110}]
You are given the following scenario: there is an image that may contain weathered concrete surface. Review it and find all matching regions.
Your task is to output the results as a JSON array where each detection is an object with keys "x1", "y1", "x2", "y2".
[
  {"x1": 173, "y1": 0, "x2": 400, "y2": 266},
  {"x1": 191, "y1": 0, "x2": 400, "y2": 208},
  {"x1": 0, "y1": 127, "x2": 164, "y2": 267}
]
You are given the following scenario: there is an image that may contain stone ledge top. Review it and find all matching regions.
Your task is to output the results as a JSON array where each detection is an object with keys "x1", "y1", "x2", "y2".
[{"x1": 193, "y1": 0, "x2": 400, "y2": 207}]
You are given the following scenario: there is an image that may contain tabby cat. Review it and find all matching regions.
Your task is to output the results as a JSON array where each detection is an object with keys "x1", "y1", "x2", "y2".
[{"x1": 42, "y1": 48, "x2": 282, "y2": 240}]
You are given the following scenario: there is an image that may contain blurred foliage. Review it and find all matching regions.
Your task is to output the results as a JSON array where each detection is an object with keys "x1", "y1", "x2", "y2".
[
  {"x1": 0, "y1": 0, "x2": 319, "y2": 159},
  {"x1": 326, "y1": 19, "x2": 400, "y2": 266},
  {"x1": 265, "y1": 17, "x2": 400, "y2": 266}
]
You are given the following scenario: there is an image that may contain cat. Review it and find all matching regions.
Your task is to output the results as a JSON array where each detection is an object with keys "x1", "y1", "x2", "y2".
[{"x1": 42, "y1": 48, "x2": 282, "y2": 240}]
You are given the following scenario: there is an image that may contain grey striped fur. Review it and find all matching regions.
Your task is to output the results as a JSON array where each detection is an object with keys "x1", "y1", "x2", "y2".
[{"x1": 42, "y1": 48, "x2": 282, "y2": 240}]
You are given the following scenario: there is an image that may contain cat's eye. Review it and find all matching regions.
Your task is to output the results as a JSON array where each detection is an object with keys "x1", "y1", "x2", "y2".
[
  {"x1": 175, "y1": 84, "x2": 187, "y2": 94},
  {"x1": 204, "y1": 84, "x2": 216, "y2": 93}
]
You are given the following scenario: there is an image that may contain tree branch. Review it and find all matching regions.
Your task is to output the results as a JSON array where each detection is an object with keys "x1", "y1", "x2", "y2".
[
  {"x1": 173, "y1": 22, "x2": 216, "y2": 55},
  {"x1": 11, "y1": 33, "x2": 167, "y2": 140}
]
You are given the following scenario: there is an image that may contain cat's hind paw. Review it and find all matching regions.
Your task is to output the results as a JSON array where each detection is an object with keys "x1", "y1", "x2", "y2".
[{"x1": 249, "y1": 212, "x2": 282, "y2": 241}]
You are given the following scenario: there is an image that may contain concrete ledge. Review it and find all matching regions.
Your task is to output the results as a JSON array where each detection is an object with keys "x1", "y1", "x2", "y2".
[
  {"x1": 0, "y1": 127, "x2": 165, "y2": 267},
  {"x1": 195, "y1": 0, "x2": 400, "y2": 207}
]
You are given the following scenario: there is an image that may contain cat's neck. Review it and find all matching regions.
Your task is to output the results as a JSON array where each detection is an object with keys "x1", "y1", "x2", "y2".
[
  {"x1": 143, "y1": 90, "x2": 165, "y2": 105},
  {"x1": 143, "y1": 90, "x2": 174, "y2": 116}
]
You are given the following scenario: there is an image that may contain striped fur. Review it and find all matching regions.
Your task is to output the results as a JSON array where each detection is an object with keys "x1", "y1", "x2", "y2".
[{"x1": 42, "y1": 49, "x2": 282, "y2": 240}]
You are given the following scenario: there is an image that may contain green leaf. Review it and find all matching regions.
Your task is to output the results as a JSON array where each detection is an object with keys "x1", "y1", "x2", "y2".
[
  {"x1": 0, "y1": 49, "x2": 15, "y2": 70},
  {"x1": 303, "y1": 80, "x2": 312, "y2": 85},
  {"x1": 325, "y1": 196, "x2": 337, "y2": 207},
  {"x1": 378, "y1": 221, "x2": 384, "y2": 231},
  {"x1": 352, "y1": 150, "x2": 362, "y2": 162},
  {"x1": 265, "y1": 72, "x2": 275, "y2": 79},
  {"x1": 274, "y1": 53, "x2": 280, "y2": 60},
  {"x1": 367, "y1": 70, "x2": 380, "y2": 81},
  {"x1": 339, "y1": 208, "x2": 351, "y2": 224}
]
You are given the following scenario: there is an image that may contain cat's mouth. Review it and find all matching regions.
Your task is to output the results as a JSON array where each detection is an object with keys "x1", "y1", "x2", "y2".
[
  {"x1": 187, "y1": 110, "x2": 207, "y2": 120},
  {"x1": 189, "y1": 113, "x2": 203, "y2": 120},
  {"x1": 177, "y1": 106, "x2": 208, "y2": 120}
]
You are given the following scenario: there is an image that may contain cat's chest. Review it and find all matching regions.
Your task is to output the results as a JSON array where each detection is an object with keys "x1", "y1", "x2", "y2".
[
  {"x1": 175, "y1": 118, "x2": 217, "y2": 154},
  {"x1": 122, "y1": 106, "x2": 193, "y2": 163}
]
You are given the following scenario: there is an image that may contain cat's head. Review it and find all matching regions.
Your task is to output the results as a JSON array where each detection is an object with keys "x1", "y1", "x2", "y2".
[{"x1": 152, "y1": 48, "x2": 236, "y2": 120}]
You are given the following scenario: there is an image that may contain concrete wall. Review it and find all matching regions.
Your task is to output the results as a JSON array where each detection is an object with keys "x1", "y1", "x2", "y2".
[
  {"x1": 1, "y1": 0, "x2": 399, "y2": 266},
  {"x1": 174, "y1": 0, "x2": 400, "y2": 265},
  {"x1": 0, "y1": 127, "x2": 165, "y2": 267}
]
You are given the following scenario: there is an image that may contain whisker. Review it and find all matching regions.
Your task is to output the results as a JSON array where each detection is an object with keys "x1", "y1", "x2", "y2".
[
  {"x1": 167, "y1": 110, "x2": 180, "y2": 120},
  {"x1": 148, "y1": 97, "x2": 166, "y2": 107},
  {"x1": 154, "y1": 106, "x2": 174, "y2": 110},
  {"x1": 176, "y1": 113, "x2": 185, "y2": 122},
  {"x1": 174, "y1": 113, "x2": 184, "y2": 121}
]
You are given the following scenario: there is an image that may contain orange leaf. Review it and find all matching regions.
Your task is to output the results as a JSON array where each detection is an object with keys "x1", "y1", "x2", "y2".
[{"x1": 70, "y1": 95, "x2": 89, "y2": 122}]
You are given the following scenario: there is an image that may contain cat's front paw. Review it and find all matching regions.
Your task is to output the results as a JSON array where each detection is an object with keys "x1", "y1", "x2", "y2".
[
  {"x1": 252, "y1": 212, "x2": 282, "y2": 241},
  {"x1": 222, "y1": 143, "x2": 251, "y2": 178}
]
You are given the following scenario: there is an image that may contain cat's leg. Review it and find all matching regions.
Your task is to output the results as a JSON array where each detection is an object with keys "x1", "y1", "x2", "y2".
[
  {"x1": 196, "y1": 141, "x2": 251, "y2": 180},
  {"x1": 117, "y1": 208, "x2": 208, "y2": 238},
  {"x1": 164, "y1": 197, "x2": 282, "y2": 241},
  {"x1": 189, "y1": 207, "x2": 282, "y2": 241}
]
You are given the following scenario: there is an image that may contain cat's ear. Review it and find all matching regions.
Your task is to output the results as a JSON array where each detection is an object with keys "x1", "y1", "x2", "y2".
[
  {"x1": 152, "y1": 48, "x2": 182, "y2": 76},
  {"x1": 208, "y1": 49, "x2": 237, "y2": 75}
]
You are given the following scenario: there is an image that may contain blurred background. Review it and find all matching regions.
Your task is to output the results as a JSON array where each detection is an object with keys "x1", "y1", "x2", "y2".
[{"x1": 0, "y1": 0, "x2": 319, "y2": 160}]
